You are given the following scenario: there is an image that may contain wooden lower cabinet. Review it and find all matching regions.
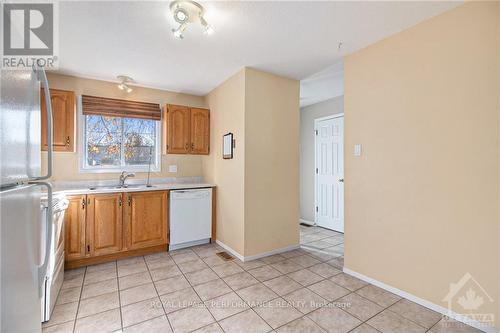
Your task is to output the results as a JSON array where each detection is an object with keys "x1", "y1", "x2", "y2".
[
  {"x1": 87, "y1": 193, "x2": 123, "y2": 256},
  {"x1": 64, "y1": 191, "x2": 169, "y2": 268},
  {"x1": 124, "y1": 191, "x2": 168, "y2": 250},
  {"x1": 64, "y1": 195, "x2": 86, "y2": 261}
]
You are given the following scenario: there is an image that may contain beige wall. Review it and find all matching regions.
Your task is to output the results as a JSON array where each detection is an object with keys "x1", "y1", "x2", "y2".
[
  {"x1": 344, "y1": 2, "x2": 499, "y2": 328},
  {"x1": 203, "y1": 70, "x2": 246, "y2": 255},
  {"x1": 203, "y1": 68, "x2": 300, "y2": 257},
  {"x1": 300, "y1": 96, "x2": 344, "y2": 223},
  {"x1": 244, "y1": 68, "x2": 300, "y2": 256},
  {"x1": 43, "y1": 73, "x2": 206, "y2": 181}
]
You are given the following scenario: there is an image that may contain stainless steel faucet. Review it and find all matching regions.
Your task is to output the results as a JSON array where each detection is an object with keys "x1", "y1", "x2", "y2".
[{"x1": 119, "y1": 171, "x2": 135, "y2": 187}]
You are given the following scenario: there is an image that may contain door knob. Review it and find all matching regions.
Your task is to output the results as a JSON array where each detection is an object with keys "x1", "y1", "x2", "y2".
[{"x1": 339, "y1": 178, "x2": 344, "y2": 182}]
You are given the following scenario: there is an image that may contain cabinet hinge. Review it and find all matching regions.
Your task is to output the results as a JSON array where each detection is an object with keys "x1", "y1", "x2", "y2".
[
  {"x1": 128, "y1": 196, "x2": 131, "y2": 206},
  {"x1": 315, "y1": 130, "x2": 318, "y2": 135},
  {"x1": 315, "y1": 168, "x2": 318, "y2": 174},
  {"x1": 316, "y1": 206, "x2": 319, "y2": 212},
  {"x1": 119, "y1": 197, "x2": 122, "y2": 206},
  {"x1": 82, "y1": 198, "x2": 85, "y2": 209}
]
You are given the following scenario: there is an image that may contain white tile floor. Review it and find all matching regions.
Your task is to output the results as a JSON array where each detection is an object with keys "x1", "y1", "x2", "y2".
[{"x1": 42, "y1": 225, "x2": 481, "y2": 333}]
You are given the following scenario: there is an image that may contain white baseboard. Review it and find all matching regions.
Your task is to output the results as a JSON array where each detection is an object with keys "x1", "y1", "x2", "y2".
[
  {"x1": 243, "y1": 244, "x2": 300, "y2": 262},
  {"x1": 215, "y1": 240, "x2": 244, "y2": 261},
  {"x1": 216, "y1": 240, "x2": 300, "y2": 262},
  {"x1": 343, "y1": 267, "x2": 498, "y2": 333},
  {"x1": 299, "y1": 218, "x2": 315, "y2": 226}
]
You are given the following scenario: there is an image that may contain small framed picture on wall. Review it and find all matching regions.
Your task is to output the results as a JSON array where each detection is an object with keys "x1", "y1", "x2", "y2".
[{"x1": 223, "y1": 133, "x2": 233, "y2": 159}]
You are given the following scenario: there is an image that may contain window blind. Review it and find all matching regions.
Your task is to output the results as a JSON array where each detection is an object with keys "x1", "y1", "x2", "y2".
[{"x1": 82, "y1": 95, "x2": 161, "y2": 120}]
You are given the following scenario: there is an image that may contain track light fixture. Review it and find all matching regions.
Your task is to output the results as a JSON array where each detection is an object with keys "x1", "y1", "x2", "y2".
[
  {"x1": 117, "y1": 75, "x2": 134, "y2": 93},
  {"x1": 169, "y1": 0, "x2": 213, "y2": 39}
]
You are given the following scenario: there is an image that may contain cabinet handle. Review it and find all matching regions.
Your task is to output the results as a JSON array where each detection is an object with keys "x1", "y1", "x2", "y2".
[
  {"x1": 82, "y1": 198, "x2": 85, "y2": 209},
  {"x1": 185, "y1": 143, "x2": 189, "y2": 150},
  {"x1": 191, "y1": 143, "x2": 194, "y2": 149},
  {"x1": 87, "y1": 245, "x2": 90, "y2": 253},
  {"x1": 66, "y1": 136, "x2": 70, "y2": 146},
  {"x1": 128, "y1": 196, "x2": 131, "y2": 206},
  {"x1": 119, "y1": 197, "x2": 122, "y2": 206}
]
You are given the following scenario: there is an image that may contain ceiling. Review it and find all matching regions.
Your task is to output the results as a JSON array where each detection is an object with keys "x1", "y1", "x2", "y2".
[
  {"x1": 57, "y1": 1, "x2": 462, "y2": 97},
  {"x1": 300, "y1": 60, "x2": 344, "y2": 108}
]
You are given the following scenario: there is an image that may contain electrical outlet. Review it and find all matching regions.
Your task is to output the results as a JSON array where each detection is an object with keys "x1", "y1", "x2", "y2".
[{"x1": 354, "y1": 144, "x2": 362, "y2": 157}]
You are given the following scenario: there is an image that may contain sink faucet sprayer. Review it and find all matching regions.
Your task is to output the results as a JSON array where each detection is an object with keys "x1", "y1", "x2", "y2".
[{"x1": 146, "y1": 146, "x2": 153, "y2": 187}]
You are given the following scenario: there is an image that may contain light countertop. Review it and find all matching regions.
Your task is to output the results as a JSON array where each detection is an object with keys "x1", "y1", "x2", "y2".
[{"x1": 46, "y1": 177, "x2": 215, "y2": 196}]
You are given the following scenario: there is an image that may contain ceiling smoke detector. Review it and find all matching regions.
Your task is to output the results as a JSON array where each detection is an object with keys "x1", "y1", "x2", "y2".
[
  {"x1": 169, "y1": 0, "x2": 213, "y2": 39},
  {"x1": 117, "y1": 75, "x2": 134, "y2": 93}
]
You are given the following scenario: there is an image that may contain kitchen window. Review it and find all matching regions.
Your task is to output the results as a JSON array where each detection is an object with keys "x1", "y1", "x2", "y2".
[{"x1": 79, "y1": 95, "x2": 162, "y2": 173}]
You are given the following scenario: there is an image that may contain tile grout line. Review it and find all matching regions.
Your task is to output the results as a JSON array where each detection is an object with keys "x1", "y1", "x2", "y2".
[
  {"x1": 50, "y1": 231, "x2": 344, "y2": 332},
  {"x1": 114, "y1": 260, "x2": 124, "y2": 331},
  {"x1": 194, "y1": 247, "x2": 273, "y2": 332},
  {"x1": 54, "y1": 231, "x2": 451, "y2": 333},
  {"x1": 169, "y1": 249, "x2": 222, "y2": 332},
  {"x1": 196, "y1": 246, "x2": 306, "y2": 332},
  {"x1": 144, "y1": 254, "x2": 176, "y2": 333},
  {"x1": 197, "y1": 238, "x2": 343, "y2": 331},
  {"x1": 72, "y1": 266, "x2": 87, "y2": 333}
]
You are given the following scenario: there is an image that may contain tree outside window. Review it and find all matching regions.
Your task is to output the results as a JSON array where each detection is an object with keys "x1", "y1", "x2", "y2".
[{"x1": 84, "y1": 115, "x2": 159, "y2": 170}]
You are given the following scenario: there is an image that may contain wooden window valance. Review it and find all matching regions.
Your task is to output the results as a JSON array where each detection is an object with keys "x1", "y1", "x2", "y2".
[{"x1": 82, "y1": 95, "x2": 161, "y2": 121}]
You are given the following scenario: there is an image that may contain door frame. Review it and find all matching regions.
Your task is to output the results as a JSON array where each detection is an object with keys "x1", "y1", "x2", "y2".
[{"x1": 314, "y1": 113, "x2": 344, "y2": 228}]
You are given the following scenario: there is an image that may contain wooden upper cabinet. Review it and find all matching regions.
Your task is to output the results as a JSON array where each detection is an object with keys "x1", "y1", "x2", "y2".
[
  {"x1": 164, "y1": 104, "x2": 210, "y2": 155},
  {"x1": 64, "y1": 195, "x2": 87, "y2": 261},
  {"x1": 165, "y1": 104, "x2": 190, "y2": 154},
  {"x1": 41, "y1": 88, "x2": 76, "y2": 152},
  {"x1": 87, "y1": 194, "x2": 123, "y2": 256},
  {"x1": 190, "y1": 108, "x2": 210, "y2": 154},
  {"x1": 124, "y1": 191, "x2": 168, "y2": 250}
]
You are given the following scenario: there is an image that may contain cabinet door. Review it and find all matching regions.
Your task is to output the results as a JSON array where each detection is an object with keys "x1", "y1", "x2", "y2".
[
  {"x1": 41, "y1": 89, "x2": 75, "y2": 152},
  {"x1": 87, "y1": 194, "x2": 123, "y2": 256},
  {"x1": 190, "y1": 108, "x2": 210, "y2": 155},
  {"x1": 64, "y1": 195, "x2": 86, "y2": 261},
  {"x1": 124, "y1": 191, "x2": 168, "y2": 250},
  {"x1": 165, "y1": 104, "x2": 190, "y2": 154}
]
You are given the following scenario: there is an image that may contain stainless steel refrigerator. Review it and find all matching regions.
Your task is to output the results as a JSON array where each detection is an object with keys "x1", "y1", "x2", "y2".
[{"x1": 0, "y1": 67, "x2": 53, "y2": 333}]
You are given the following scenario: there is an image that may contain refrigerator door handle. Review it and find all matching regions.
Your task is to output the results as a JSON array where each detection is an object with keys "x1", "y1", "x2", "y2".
[
  {"x1": 29, "y1": 181, "x2": 52, "y2": 296},
  {"x1": 32, "y1": 66, "x2": 53, "y2": 181}
]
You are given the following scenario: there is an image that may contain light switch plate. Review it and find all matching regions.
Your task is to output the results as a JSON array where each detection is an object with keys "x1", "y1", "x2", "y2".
[
  {"x1": 354, "y1": 144, "x2": 362, "y2": 157},
  {"x1": 168, "y1": 165, "x2": 178, "y2": 173}
]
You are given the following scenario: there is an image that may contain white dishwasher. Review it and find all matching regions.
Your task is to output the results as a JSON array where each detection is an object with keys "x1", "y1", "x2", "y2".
[{"x1": 169, "y1": 188, "x2": 212, "y2": 250}]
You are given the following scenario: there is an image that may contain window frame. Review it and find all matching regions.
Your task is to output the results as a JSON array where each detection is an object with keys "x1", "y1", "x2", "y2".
[{"x1": 78, "y1": 96, "x2": 162, "y2": 174}]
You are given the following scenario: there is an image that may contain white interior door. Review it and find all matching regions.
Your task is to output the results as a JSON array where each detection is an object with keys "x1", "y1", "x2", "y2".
[{"x1": 315, "y1": 116, "x2": 344, "y2": 232}]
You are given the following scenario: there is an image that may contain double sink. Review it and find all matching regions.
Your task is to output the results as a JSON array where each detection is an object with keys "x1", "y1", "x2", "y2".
[
  {"x1": 88, "y1": 184, "x2": 155, "y2": 190},
  {"x1": 88, "y1": 171, "x2": 155, "y2": 191}
]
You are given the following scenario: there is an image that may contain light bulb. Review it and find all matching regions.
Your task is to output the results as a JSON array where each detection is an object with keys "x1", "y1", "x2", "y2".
[
  {"x1": 172, "y1": 23, "x2": 186, "y2": 39},
  {"x1": 175, "y1": 10, "x2": 186, "y2": 22},
  {"x1": 173, "y1": 29, "x2": 183, "y2": 39}
]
